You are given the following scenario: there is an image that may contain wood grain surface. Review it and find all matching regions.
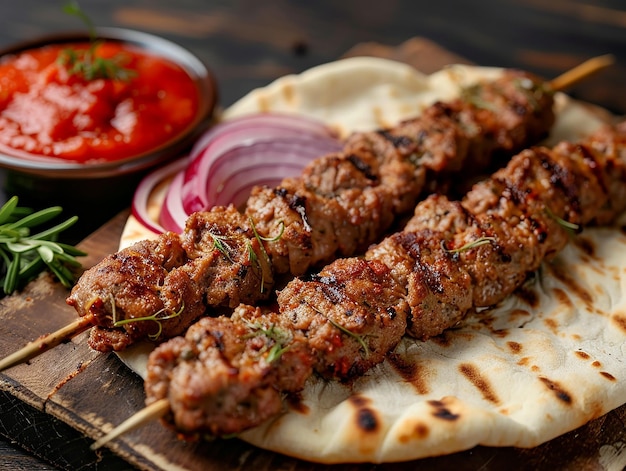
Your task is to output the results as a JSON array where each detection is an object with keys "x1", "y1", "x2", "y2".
[{"x1": 1, "y1": 1, "x2": 626, "y2": 469}]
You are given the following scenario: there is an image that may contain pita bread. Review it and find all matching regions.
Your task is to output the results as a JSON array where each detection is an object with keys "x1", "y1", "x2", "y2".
[{"x1": 117, "y1": 57, "x2": 625, "y2": 464}]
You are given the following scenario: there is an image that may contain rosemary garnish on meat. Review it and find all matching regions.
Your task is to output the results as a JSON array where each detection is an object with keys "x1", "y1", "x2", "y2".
[
  {"x1": 303, "y1": 299, "x2": 371, "y2": 358},
  {"x1": 249, "y1": 218, "x2": 283, "y2": 293},
  {"x1": 460, "y1": 84, "x2": 498, "y2": 111},
  {"x1": 442, "y1": 236, "x2": 496, "y2": 254},
  {"x1": 243, "y1": 319, "x2": 292, "y2": 363},
  {"x1": 207, "y1": 219, "x2": 284, "y2": 293},
  {"x1": 327, "y1": 318, "x2": 370, "y2": 358},
  {"x1": 58, "y1": 1, "x2": 135, "y2": 81},
  {"x1": 207, "y1": 231, "x2": 236, "y2": 262},
  {"x1": 111, "y1": 297, "x2": 185, "y2": 341},
  {"x1": 545, "y1": 206, "x2": 580, "y2": 234},
  {"x1": 0, "y1": 196, "x2": 85, "y2": 295}
]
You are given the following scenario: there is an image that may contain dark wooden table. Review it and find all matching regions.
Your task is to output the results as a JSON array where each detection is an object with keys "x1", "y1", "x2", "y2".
[{"x1": 1, "y1": 1, "x2": 625, "y2": 470}]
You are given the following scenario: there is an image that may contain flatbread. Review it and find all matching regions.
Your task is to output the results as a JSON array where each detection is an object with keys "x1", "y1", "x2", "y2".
[{"x1": 117, "y1": 57, "x2": 625, "y2": 464}]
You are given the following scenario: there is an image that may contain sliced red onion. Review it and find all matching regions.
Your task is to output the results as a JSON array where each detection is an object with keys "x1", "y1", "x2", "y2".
[
  {"x1": 189, "y1": 113, "x2": 338, "y2": 160},
  {"x1": 182, "y1": 129, "x2": 315, "y2": 212},
  {"x1": 131, "y1": 157, "x2": 189, "y2": 235},
  {"x1": 132, "y1": 113, "x2": 342, "y2": 235},
  {"x1": 182, "y1": 117, "x2": 341, "y2": 214},
  {"x1": 200, "y1": 137, "x2": 341, "y2": 210},
  {"x1": 159, "y1": 169, "x2": 187, "y2": 233},
  {"x1": 212, "y1": 162, "x2": 301, "y2": 209}
]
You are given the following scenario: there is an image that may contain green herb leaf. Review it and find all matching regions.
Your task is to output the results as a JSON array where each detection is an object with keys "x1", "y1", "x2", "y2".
[
  {"x1": 248, "y1": 218, "x2": 282, "y2": 293},
  {"x1": 59, "y1": 1, "x2": 136, "y2": 82},
  {"x1": 328, "y1": 317, "x2": 370, "y2": 358},
  {"x1": 112, "y1": 300, "x2": 185, "y2": 341},
  {"x1": 63, "y1": 0, "x2": 96, "y2": 41},
  {"x1": 442, "y1": 236, "x2": 496, "y2": 254},
  {"x1": 242, "y1": 319, "x2": 292, "y2": 363},
  {"x1": 0, "y1": 197, "x2": 84, "y2": 295},
  {"x1": 545, "y1": 206, "x2": 580, "y2": 234}
]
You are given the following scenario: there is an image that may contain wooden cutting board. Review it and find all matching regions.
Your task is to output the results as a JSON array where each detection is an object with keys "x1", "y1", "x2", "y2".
[{"x1": 1, "y1": 38, "x2": 625, "y2": 471}]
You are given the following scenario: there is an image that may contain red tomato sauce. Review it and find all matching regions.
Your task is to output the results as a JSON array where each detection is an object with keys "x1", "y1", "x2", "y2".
[{"x1": 0, "y1": 41, "x2": 199, "y2": 163}]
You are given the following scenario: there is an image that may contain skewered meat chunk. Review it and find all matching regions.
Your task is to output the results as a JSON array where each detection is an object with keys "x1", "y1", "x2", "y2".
[
  {"x1": 277, "y1": 257, "x2": 409, "y2": 379},
  {"x1": 145, "y1": 121, "x2": 626, "y2": 437},
  {"x1": 67, "y1": 70, "x2": 556, "y2": 352},
  {"x1": 69, "y1": 207, "x2": 269, "y2": 349},
  {"x1": 247, "y1": 70, "x2": 555, "y2": 276},
  {"x1": 146, "y1": 306, "x2": 315, "y2": 436}
]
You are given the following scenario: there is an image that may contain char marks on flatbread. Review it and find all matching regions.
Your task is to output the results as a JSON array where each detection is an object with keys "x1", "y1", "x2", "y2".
[{"x1": 118, "y1": 57, "x2": 625, "y2": 464}]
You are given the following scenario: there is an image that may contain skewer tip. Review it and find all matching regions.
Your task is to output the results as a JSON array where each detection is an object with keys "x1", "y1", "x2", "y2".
[
  {"x1": 90, "y1": 398, "x2": 170, "y2": 451},
  {"x1": 549, "y1": 54, "x2": 615, "y2": 91}
]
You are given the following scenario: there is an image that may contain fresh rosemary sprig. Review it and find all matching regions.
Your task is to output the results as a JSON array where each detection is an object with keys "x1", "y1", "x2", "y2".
[
  {"x1": 207, "y1": 231, "x2": 236, "y2": 262},
  {"x1": 0, "y1": 196, "x2": 85, "y2": 295},
  {"x1": 243, "y1": 319, "x2": 292, "y2": 363},
  {"x1": 442, "y1": 236, "x2": 496, "y2": 254},
  {"x1": 58, "y1": 1, "x2": 135, "y2": 81},
  {"x1": 111, "y1": 297, "x2": 185, "y2": 341},
  {"x1": 327, "y1": 318, "x2": 370, "y2": 358},
  {"x1": 208, "y1": 219, "x2": 284, "y2": 294},
  {"x1": 545, "y1": 206, "x2": 580, "y2": 235},
  {"x1": 249, "y1": 218, "x2": 283, "y2": 293}
]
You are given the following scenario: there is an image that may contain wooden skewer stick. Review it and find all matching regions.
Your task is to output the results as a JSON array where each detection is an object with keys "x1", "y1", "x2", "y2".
[
  {"x1": 91, "y1": 398, "x2": 170, "y2": 450},
  {"x1": 0, "y1": 316, "x2": 93, "y2": 373},
  {"x1": 548, "y1": 54, "x2": 615, "y2": 91},
  {"x1": 0, "y1": 55, "x2": 616, "y2": 378}
]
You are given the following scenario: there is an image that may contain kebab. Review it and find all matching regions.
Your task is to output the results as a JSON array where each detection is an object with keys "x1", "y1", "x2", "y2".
[
  {"x1": 92, "y1": 117, "x2": 626, "y2": 449},
  {"x1": 0, "y1": 56, "x2": 611, "y2": 372}
]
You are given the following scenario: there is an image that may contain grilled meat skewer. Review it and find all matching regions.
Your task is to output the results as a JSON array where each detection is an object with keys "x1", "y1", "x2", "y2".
[
  {"x1": 143, "y1": 121, "x2": 626, "y2": 437},
  {"x1": 68, "y1": 70, "x2": 556, "y2": 353}
]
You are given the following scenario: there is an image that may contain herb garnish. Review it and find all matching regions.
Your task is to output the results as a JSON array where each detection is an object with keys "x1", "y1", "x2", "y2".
[
  {"x1": 441, "y1": 236, "x2": 496, "y2": 254},
  {"x1": 0, "y1": 196, "x2": 85, "y2": 295},
  {"x1": 207, "y1": 231, "x2": 236, "y2": 262},
  {"x1": 249, "y1": 218, "x2": 283, "y2": 293},
  {"x1": 545, "y1": 206, "x2": 580, "y2": 235},
  {"x1": 460, "y1": 84, "x2": 498, "y2": 111},
  {"x1": 58, "y1": 1, "x2": 136, "y2": 81},
  {"x1": 327, "y1": 318, "x2": 370, "y2": 358},
  {"x1": 207, "y1": 219, "x2": 284, "y2": 294},
  {"x1": 304, "y1": 301, "x2": 370, "y2": 358},
  {"x1": 243, "y1": 319, "x2": 292, "y2": 363},
  {"x1": 111, "y1": 297, "x2": 185, "y2": 341}
]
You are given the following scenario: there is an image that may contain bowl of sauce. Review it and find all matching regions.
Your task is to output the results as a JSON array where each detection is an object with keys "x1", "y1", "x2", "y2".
[{"x1": 0, "y1": 27, "x2": 217, "y2": 220}]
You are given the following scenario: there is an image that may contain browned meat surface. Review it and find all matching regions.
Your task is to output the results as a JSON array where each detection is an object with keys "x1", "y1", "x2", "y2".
[
  {"x1": 66, "y1": 232, "x2": 193, "y2": 351},
  {"x1": 145, "y1": 305, "x2": 315, "y2": 436},
  {"x1": 69, "y1": 207, "x2": 271, "y2": 351},
  {"x1": 146, "y1": 257, "x2": 408, "y2": 436},
  {"x1": 68, "y1": 70, "x2": 556, "y2": 352},
  {"x1": 277, "y1": 257, "x2": 409, "y2": 379},
  {"x1": 145, "y1": 121, "x2": 626, "y2": 437}
]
